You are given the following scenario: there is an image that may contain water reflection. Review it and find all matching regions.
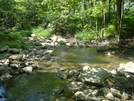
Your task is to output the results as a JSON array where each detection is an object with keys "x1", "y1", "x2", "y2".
[
  {"x1": 4, "y1": 73, "x2": 73, "y2": 101},
  {"x1": 55, "y1": 47, "x2": 134, "y2": 70}
]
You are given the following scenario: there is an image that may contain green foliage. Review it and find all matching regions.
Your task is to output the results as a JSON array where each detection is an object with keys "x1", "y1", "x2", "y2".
[
  {"x1": 75, "y1": 29, "x2": 96, "y2": 42},
  {"x1": 32, "y1": 27, "x2": 51, "y2": 37},
  {"x1": 0, "y1": 0, "x2": 133, "y2": 44},
  {"x1": 104, "y1": 24, "x2": 116, "y2": 37},
  {"x1": 0, "y1": 39, "x2": 29, "y2": 49}
]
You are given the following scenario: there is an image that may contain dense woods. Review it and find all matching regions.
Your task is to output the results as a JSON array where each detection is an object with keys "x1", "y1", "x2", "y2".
[
  {"x1": 0, "y1": 1, "x2": 134, "y2": 100},
  {"x1": 0, "y1": 0, "x2": 134, "y2": 48}
]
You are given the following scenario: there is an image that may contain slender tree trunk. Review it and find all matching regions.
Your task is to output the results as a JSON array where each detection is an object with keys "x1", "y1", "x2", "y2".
[
  {"x1": 101, "y1": 0, "x2": 106, "y2": 40},
  {"x1": 108, "y1": 0, "x2": 111, "y2": 22},
  {"x1": 96, "y1": 18, "x2": 101, "y2": 40},
  {"x1": 116, "y1": 0, "x2": 124, "y2": 42}
]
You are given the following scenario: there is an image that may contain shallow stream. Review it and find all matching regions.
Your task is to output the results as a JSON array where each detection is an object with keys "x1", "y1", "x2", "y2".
[{"x1": 1, "y1": 47, "x2": 134, "y2": 101}]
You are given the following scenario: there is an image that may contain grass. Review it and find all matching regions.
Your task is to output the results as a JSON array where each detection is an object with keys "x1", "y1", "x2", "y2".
[
  {"x1": 0, "y1": 27, "x2": 52, "y2": 49},
  {"x1": 32, "y1": 27, "x2": 51, "y2": 37}
]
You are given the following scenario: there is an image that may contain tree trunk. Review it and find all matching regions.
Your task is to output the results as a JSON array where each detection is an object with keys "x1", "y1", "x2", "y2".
[
  {"x1": 116, "y1": 0, "x2": 124, "y2": 42},
  {"x1": 101, "y1": 0, "x2": 106, "y2": 40},
  {"x1": 108, "y1": 0, "x2": 111, "y2": 22}
]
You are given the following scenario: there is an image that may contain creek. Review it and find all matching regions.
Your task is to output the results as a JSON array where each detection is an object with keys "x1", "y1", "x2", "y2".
[{"x1": 0, "y1": 46, "x2": 134, "y2": 101}]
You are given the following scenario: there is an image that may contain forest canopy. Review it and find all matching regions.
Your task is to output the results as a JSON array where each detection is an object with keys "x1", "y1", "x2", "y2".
[{"x1": 0, "y1": 0, "x2": 134, "y2": 43}]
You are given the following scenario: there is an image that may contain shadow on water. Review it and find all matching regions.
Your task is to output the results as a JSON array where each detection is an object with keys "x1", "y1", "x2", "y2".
[{"x1": 3, "y1": 73, "x2": 73, "y2": 101}]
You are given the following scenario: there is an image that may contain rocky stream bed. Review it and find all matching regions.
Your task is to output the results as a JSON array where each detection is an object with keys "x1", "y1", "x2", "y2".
[{"x1": 0, "y1": 35, "x2": 134, "y2": 101}]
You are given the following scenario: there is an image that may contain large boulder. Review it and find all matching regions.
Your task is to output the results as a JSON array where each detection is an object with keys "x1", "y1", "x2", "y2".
[{"x1": 78, "y1": 66, "x2": 112, "y2": 87}]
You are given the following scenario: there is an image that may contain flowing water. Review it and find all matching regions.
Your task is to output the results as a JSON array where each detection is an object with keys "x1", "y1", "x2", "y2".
[{"x1": 1, "y1": 46, "x2": 134, "y2": 101}]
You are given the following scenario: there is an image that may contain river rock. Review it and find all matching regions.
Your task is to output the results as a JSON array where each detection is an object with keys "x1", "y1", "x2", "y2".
[
  {"x1": 9, "y1": 64, "x2": 19, "y2": 69},
  {"x1": 67, "y1": 81, "x2": 84, "y2": 91},
  {"x1": 52, "y1": 86, "x2": 64, "y2": 95},
  {"x1": 117, "y1": 61, "x2": 134, "y2": 77},
  {"x1": 110, "y1": 88, "x2": 122, "y2": 98},
  {"x1": 8, "y1": 48, "x2": 20, "y2": 54},
  {"x1": 0, "y1": 46, "x2": 8, "y2": 53},
  {"x1": 78, "y1": 66, "x2": 112, "y2": 86},
  {"x1": 0, "y1": 73, "x2": 12, "y2": 79},
  {"x1": 74, "y1": 89, "x2": 100, "y2": 101},
  {"x1": 35, "y1": 41, "x2": 42, "y2": 46},
  {"x1": 9, "y1": 55, "x2": 23, "y2": 61},
  {"x1": 101, "y1": 87, "x2": 114, "y2": 100},
  {"x1": 43, "y1": 50, "x2": 54, "y2": 55},
  {"x1": 96, "y1": 46, "x2": 109, "y2": 52},
  {"x1": 22, "y1": 66, "x2": 33, "y2": 72},
  {"x1": 82, "y1": 65, "x2": 90, "y2": 71},
  {"x1": 56, "y1": 70, "x2": 69, "y2": 79}
]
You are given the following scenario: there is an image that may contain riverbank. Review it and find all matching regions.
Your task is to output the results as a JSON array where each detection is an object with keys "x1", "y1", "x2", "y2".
[{"x1": 0, "y1": 35, "x2": 134, "y2": 100}]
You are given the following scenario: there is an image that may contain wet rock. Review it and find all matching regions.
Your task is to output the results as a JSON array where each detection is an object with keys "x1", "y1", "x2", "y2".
[
  {"x1": 52, "y1": 86, "x2": 64, "y2": 95},
  {"x1": 9, "y1": 60, "x2": 21, "y2": 64},
  {"x1": 56, "y1": 70, "x2": 69, "y2": 79},
  {"x1": 56, "y1": 69, "x2": 80, "y2": 80},
  {"x1": 66, "y1": 42, "x2": 72, "y2": 47},
  {"x1": 0, "y1": 73, "x2": 12, "y2": 79},
  {"x1": 8, "y1": 48, "x2": 20, "y2": 54},
  {"x1": 101, "y1": 87, "x2": 114, "y2": 100},
  {"x1": 82, "y1": 65, "x2": 90, "y2": 71},
  {"x1": 22, "y1": 66, "x2": 33, "y2": 72},
  {"x1": 43, "y1": 50, "x2": 54, "y2": 55},
  {"x1": 9, "y1": 64, "x2": 19, "y2": 69},
  {"x1": 67, "y1": 81, "x2": 84, "y2": 91},
  {"x1": 96, "y1": 46, "x2": 109, "y2": 52},
  {"x1": 74, "y1": 89, "x2": 100, "y2": 101},
  {"x1": 110, "y1": 88, "x2": 122, "y2": 98},
  {"x1": 110, "y1": 69, "x2": 117, "y2": 75},
  {"x1": 35, "y1": 41, "x2": 42, "y2": 46},
  {"x1": 121, "y1": 91, "x2": 129, "y2": 100},
  {"x1": 43, "y1": 54, "x2": 52, "y2": 61}
]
